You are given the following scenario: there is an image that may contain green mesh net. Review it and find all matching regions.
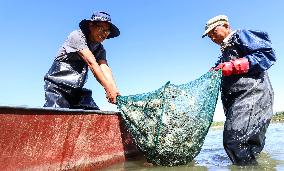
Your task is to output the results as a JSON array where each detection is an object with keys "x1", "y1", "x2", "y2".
[{"x1": 116, "y1": 70, "x2": 222, "y2": 166}]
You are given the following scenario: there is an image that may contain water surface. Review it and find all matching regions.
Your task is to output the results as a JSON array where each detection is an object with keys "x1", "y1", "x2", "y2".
[{"x1": 102, "y1": 123, "x2": 284, "y2": 171}]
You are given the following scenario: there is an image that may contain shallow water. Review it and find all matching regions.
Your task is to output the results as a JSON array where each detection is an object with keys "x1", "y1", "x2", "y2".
[{"x1": 102, "y1": 123, "x2": 284, "y2": 171}]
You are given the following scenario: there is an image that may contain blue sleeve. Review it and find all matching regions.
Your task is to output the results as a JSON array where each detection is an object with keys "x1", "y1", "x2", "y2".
[{"x1": 237, "y1": 30, "x2": 276, "y2": 73}]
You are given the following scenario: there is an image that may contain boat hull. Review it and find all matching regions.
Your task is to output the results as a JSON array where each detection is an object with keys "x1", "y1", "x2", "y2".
[{"x1": 0, "y1": 106, "x2": 138, "y2": 171}]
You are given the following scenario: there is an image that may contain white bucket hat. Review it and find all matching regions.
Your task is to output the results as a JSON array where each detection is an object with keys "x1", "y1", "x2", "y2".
[{"x1": 202, "y1": 15, "x2": 229, "y2": 38}]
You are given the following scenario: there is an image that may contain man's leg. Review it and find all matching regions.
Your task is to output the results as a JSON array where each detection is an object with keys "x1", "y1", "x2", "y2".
[
  {"x1": 43, "y1": 81, "x2": 70, "y2": 108},
  {"x1": 223, "y1": 99, "x2": 273, "y2": 165},
  {"x1": 71, "y1": 88, "x2": 100, "y2": 110}
]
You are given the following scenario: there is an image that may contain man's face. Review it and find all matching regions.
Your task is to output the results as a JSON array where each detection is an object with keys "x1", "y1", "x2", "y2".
[
  {"x1": 89, "y1": 22, "x2": 111, "y2": 43},
  {"x1": 207, "y1": 25, "x2": 229, "y2": 45}
]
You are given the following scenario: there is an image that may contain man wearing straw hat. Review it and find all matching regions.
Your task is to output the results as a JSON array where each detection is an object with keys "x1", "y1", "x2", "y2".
[
  {"x1": 44, "y1": 11, "x2": 120, "y2": 109},
  {"x1": 202, "y1": 15, "x2": 276, "y2": 165}
]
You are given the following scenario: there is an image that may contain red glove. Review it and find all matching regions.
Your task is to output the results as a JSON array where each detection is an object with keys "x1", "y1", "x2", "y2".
[
  {"x1": 215, "y1": 58, "x2": 249, "y2": 76},
  {"x1": 215, "y1": 62, "x2": 234, "y2": 76},
  {"x1": 233, "y1": 58, "x2": 250, "y2": 74}
]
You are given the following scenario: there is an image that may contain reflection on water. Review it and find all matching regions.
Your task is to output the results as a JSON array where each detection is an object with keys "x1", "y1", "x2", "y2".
[{"x1": 102, "y1": 123, "x2": 284, "y2": 171}]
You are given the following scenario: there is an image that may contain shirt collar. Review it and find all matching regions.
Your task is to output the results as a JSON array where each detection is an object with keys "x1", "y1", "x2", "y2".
[{"x1": 223, "y1": 30, "x2": 237, "y2": 44}]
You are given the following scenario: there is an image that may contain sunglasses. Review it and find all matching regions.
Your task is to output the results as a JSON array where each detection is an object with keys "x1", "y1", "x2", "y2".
[
  {"x1": 96, "y1": 25, "x2": 111, "y2": 35},
  {"x1": 208, "y1": 25, "x2": 224, "y2": 38}
]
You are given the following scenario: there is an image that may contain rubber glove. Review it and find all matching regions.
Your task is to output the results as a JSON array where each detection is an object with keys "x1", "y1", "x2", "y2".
[{"x1": 215, "y1": 58, "x2": 249, "y2": 76}]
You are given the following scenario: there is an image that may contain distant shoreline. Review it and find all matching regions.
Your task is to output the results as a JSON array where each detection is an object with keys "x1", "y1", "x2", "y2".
[
  {"x1": 211, "y1": 111, "x2": 284, "y2": 128},
  {"x1": 270, "y1": 111, "x2": 284, "y2": 122}
]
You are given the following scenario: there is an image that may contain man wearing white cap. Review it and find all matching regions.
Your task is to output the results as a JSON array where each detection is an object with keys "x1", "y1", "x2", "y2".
[{"x1": 203, "y1": 15, "x2": 276, "y2": 165}]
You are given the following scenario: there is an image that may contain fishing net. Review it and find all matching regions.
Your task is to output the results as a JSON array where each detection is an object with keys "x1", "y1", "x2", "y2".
[{"x1": 116, "y1": 70, "x2": 222, "y2": 166}]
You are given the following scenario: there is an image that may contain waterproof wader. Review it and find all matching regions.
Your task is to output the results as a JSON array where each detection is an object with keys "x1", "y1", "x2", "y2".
[
  {"x1": 44, "y1": 80, "x2": 99, "y2": 110},
  {"x1": 222, "y1": 71, "x2": 273, "y2": 165}
]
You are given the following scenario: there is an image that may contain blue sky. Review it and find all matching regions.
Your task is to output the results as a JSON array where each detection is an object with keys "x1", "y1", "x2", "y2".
[{"x1": 0, "y1": 0, "x2": 283, "y2": 121}]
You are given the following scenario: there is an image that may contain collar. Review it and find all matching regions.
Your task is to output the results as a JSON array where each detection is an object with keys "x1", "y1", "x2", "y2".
[{"x1": 222, "y1": 30, "x2": 237, "y2": 44}]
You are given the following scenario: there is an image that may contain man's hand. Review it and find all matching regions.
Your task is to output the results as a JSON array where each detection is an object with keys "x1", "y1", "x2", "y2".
[
  {"x1": 104, "y1": 85, "x2": 119, "y2": 104},
  {"x1": 215, "y1": 62, "x2": 234, "y2": 76},
  {"x1": 215, "y1": 58, "x2": 249, "y2": 76}
]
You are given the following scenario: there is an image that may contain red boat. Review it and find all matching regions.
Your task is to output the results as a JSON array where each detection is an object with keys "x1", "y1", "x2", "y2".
[{"x1": 0, "y1": 106, "x2": 139, "y2": 171}]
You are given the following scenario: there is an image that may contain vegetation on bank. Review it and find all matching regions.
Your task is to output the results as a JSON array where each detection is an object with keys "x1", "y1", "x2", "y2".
[
  {"x1": 271, "y1": 111, "x2": 284, "y2": 122},
  {"x1": 211, "y1": 111, "x2": 284, "y2": 127},
  {"x1": 211, "y1": 121, "x2": 224, "y2": 127}
]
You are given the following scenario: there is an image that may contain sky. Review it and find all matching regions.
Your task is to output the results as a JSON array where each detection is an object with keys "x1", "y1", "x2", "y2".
[{"x1": 0, "y1": 0, "x2": 283, "y2": 121}]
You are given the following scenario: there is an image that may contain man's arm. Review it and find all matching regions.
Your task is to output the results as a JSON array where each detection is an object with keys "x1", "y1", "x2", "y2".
[
  {"x1": 78, "y1": 48, "x2": 118, "y2": 104},
  {"x1": 98, "y1": 59, "x2": 120, "y2": 95},
  {"x1": 215, "y1": 30, "x2": 276, "y2": 76},
  {"x1": 239, "y1": 30, "x2": 276, "y2": 73}
]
